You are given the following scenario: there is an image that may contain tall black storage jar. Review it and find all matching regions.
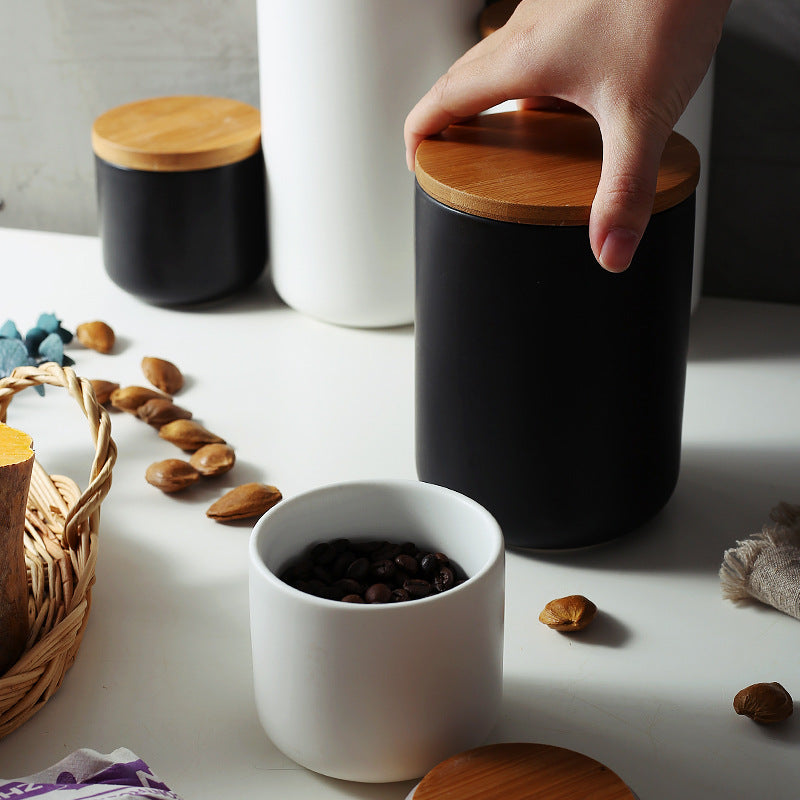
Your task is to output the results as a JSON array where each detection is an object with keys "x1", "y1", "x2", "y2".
[{"x1": 414, "y1": 110, "x2": 700, "y2": 549}]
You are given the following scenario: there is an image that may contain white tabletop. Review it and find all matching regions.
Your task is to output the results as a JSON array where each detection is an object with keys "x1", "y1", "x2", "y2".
[{"x1": 0, "y1": 226, "x2": 799, "y2": 799}]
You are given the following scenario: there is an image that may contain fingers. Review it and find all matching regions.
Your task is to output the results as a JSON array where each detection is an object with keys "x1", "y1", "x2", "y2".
[
  {"x1": 404, "y1": 34, "x2": 532, "y2": 171},
  {"x1": 589, "y1": 115, "x2": 671, "y2": 272}
]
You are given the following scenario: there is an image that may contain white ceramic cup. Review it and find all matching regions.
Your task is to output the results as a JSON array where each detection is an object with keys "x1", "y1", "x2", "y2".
[{"x1": 249, "y1": 479, "x2": 505, "y2": 783}]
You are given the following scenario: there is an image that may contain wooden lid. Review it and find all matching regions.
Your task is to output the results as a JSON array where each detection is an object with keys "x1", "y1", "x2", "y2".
[
  {"x1": 415, "y1": 109, "x2": 700, "y2": 225},
  {"x1": 92, "y1": 95, "x2": 261, "y2": 172},
  {"x1": 413, "y1": 743, "x2": 636, "y2": 800},
  {"x1": 478, "y1": 0, "x2": 520, "y2": 38}
]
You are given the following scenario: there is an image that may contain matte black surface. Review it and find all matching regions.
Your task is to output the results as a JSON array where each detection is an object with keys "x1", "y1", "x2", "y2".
[
  {"x1": 415, "y1": 185, "x2": 695, "y2": 548},
  {"x1": 95, "y1": 151, "x2": 267, "y2": 306}
]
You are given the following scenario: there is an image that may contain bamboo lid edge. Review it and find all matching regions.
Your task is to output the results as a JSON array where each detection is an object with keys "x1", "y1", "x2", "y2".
[{"x1": 92, "y1": 95, "x2": 261, "y2": 172}]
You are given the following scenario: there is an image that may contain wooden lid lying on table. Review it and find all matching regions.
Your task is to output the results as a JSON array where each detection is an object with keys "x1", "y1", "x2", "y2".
[
  {"x1": 414, "y1": 109, "x2": 699, "y2": 226},
  {"x1": 92, "y1": 95, "x2": 261, "y2": 172},
  {"x1": 413, "y1": 743, "x2": 636, "y2": 800}
]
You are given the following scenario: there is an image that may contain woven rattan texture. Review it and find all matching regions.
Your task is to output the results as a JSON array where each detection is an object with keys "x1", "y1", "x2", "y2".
[{"x1": 0, "y1": 363, "x2": 116, "y2": 738}]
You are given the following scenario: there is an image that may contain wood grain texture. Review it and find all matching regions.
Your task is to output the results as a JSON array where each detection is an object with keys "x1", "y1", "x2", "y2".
[
  {"x1": 414, "y1": 742, "x2": 636, "y2": 800},
  {"x1": 478, "y1": 0, "x2": 519, "y2": 38},
  {"x1": 415, "y1": 109, "x2": 700, "y2": 225},
  {"x1": 92, "y1": 95, "x2": 261, "y2": 172}
]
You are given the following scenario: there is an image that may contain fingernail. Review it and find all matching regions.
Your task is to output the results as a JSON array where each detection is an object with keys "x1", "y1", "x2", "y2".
[{"x1": 599, "y1": 228, "x2": 640, "y2": 272}]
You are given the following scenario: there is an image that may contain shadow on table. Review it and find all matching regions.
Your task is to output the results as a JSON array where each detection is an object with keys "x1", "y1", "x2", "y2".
[
  {"x1": 689, "y1": 298, "x2": 800, "y2": 362},
  {"x1": 490, "y1": 674, "x2": 800, "y2": 800},
  {"x1": 511, "y1": 441, "x2": 800, "y2": 575}
]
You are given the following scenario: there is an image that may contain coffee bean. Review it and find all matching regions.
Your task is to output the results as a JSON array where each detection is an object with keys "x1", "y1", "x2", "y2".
[
  {"x1": 365, "y1": 583, "x2": 392, "y2": 604},
  {"x1": 370, "y1": 559, "x2": 396, "y2": 582},
  {"x1": 404, "y1": 578, "x2": 434, "y2": 599},
  {"x1": 333, "y1": 578, "x2": 363, "y2": 596},
  {"x1": 310, "y1": 541, "x2": 337, "y2": 565},
  {"x1": 280, "y1": 539, "x2": 467, "y2": 604},
  {"x1": 312, "y1": 565, "x2": 333, "y2": 584},
  {"x1": 394, "y1": 554, "x2": 418, "y2": 575},
  {"x1": 420, "y1": 553, "x2": 440, "y2": 576},
  {"x1": 434, "y1": 566, "x2": 455, "y2": 593},
  {"x1": 346, "y1": 557, "x2": 370, "y2": 581},
  {"x1": 332, "y1": 551, "x2": 356, "y2": 579},
  {"x1": 372, "y1": 542, "x2": 401, "y2": 562}
]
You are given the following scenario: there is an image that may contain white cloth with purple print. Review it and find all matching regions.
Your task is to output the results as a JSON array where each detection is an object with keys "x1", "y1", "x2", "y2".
[{"x1": 0, "y1": 748, "x2": 182, "y2": 799}]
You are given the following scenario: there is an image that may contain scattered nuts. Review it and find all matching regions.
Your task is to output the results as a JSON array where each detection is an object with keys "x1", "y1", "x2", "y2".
[
  {"x1": 158, "y1": 419, "x2": 225, "y2": 451},
  {"x1": 145, "y1": 459, "x2": 201, "y2": 493},
  {"x1": 733, "y1": 682, "x2": 793, "y2": 724},
  {"x1": 90, "y1": 379, "x2": 120, "y2": 405},
  {"x1": 110, "y1": 385, "x2": 170, "y2": 414},
  {"x1": 137, "y1": 397, "x2": 193, "y2": 428},
  {"x1": 539, "y1": 595, "x2": 598, "y2": 632},
  {"x1": 189, "y1": 443, "x2": 236, "y2": 476},
  {"x1": 142, "y1": 356, "x2": 184, "y2": 394},
  {"x1": 206, "y1": 483, "x2": 282, "y2": 521},
  {"x1": 76, "y1": 321, "x2": 115, "y2": 353}
]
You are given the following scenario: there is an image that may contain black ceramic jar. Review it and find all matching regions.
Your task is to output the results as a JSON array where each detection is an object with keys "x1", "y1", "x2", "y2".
[
  {"x1": 92, "y1": 96, "x2": 266, "y2": 306},
  {"x1": 414, "y1": 110, "x2": 700, "y2": 549}
]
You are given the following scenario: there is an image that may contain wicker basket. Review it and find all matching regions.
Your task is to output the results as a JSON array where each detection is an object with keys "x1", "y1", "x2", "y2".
[{"x1": 0, "y1": 363, "x2": 116, "y2": 739}]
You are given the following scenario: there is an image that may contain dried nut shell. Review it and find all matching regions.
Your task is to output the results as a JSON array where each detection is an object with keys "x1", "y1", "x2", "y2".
[
  {"x1": 159, "y1": 419, "x2": 225, "y2": 452},
  {"x1": 137, "y1": 398, "x2": 193, "y2": 428},
  {"x1": 76, "y1": 320, "x2": 115, "y2": 353},
  {"x1": 142, "y1": 356, "x2": 184, "y2": 394},
  {"x1": 145, "y1": 459, "x2": 201, "y2": 493},
  {"x1": 189, "y1": 443, "x2": 236, "y2": 476},
  {"x1": 110, "y1": 385, "x2": 170, "y2": 413},
  {"x1": 539, "y1": 595, "x2": 598, "y2": 632},
  {"x1": 733, "y1": 682, "x2": 794, "y2": 724},
  {"x1": 206, "y1": 483, "x2": 282, "y2": 521},
  {"x1": 90, "y1": 379, "x2": 120, "y2": 405}
]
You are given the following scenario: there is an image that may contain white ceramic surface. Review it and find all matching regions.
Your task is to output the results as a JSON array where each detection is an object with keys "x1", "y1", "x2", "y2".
[
  {"x1": 256, "y1": 0, "x2": 484, "y2": 328},
  {"x1": 248, "y1": 479, "x2": 505, "y2": 783}
]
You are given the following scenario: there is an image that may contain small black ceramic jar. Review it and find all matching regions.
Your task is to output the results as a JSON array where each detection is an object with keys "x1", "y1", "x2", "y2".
[
  {"x1": 414, "y1": 110, "x2": 700, "y2": 549},
  {"x1": 92, "y1": 96, "x2": 266, "y2": 306}
]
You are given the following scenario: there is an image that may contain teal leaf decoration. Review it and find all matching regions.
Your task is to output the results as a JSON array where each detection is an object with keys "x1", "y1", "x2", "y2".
[
  {"x1": 25, "y1": 327, "x2": 49, "y2": 357},
  {"x1": 36, "y1": 313, "x2": 60, "y2": 333},
  {"x1": 0, "y1": 338, "x2": 29, "y2": 378},
  {"x1": 38, "y1": 332, "x2": 65, "y2": 364},
  {"x1": 0, "y1": 320, "x2": 21, "y2": 340},
  {"x1": 56, "y1": 324, "x2": 73, "y2": 344}
]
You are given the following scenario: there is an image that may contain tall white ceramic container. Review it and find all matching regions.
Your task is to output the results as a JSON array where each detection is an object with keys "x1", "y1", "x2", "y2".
[{"x1": 257, "y1": 0, "x2": 484, "y2": 328}]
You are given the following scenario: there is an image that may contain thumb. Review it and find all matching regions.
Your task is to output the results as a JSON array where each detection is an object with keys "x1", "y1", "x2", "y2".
[{"x1": 589, "y1": 117, "x2": 670, "y2": 273}]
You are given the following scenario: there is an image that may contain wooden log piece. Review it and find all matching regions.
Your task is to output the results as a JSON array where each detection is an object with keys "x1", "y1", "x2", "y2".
[{"x1": 0, "y1": 423, "x2": 34, "y2": 675}]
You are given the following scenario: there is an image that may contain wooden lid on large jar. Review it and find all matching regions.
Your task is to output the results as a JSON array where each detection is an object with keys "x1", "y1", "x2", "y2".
[
  {"x1": 414, "y1": 109, "x2": 700, "y2": 226},
  {"x1": 478, "y1": 0, "x2": 520, "y2": 38},
  {"x1": 92, "y1": 96, "x2": 261, "y2": 172}
]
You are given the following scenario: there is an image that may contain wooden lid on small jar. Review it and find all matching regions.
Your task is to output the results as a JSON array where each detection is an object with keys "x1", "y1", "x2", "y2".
[
  {"x1": 413, "y1": 743, "x2": 636, "y2": 799},
  {"x1": 92, "y1": 95, "x2": 261, "y2": 172},
  {"x1": 414, "y1": 109, "x2": 700, "y2": 226}
]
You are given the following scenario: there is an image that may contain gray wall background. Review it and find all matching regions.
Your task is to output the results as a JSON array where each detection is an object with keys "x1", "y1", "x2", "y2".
[{"x1": 0, "y1": 0, "x2": 797, "y2": 302}]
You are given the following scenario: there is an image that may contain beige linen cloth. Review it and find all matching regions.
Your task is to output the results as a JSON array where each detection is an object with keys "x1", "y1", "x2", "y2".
[{"x1": 720, "y1": 502, "x2": 800, "y2": 620}]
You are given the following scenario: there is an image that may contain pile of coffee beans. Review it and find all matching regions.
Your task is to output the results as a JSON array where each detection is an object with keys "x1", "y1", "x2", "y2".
[{"x1": 279, "y1": 538, "x2": 467, "y2": 604}]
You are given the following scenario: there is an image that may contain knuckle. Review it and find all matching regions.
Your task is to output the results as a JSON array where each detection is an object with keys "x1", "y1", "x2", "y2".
[{"x1": 603, "y1": 172, "x2": 656, "y2": 210}]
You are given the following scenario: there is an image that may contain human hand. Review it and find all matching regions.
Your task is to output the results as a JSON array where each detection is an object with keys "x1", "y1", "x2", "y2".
[{"x1": 404, "y1": 0, "x2": 731, "y2": 272}]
